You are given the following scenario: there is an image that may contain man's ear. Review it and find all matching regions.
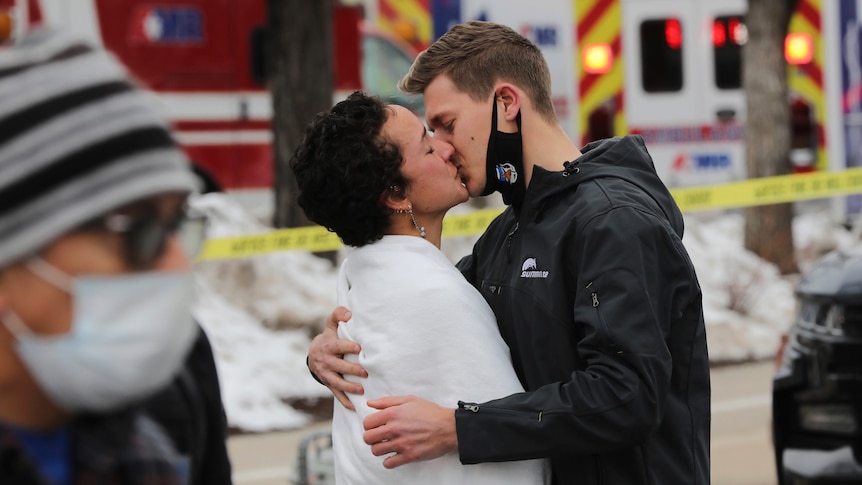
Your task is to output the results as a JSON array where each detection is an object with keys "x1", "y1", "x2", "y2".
[{"x1": 495, "y1": 84, "x2": 522, "y2": 122}]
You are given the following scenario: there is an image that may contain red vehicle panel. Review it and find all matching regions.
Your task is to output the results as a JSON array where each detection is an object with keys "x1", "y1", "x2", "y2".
[{"x1": 2, "y1": 0, "x2": 416, "y2": 199}]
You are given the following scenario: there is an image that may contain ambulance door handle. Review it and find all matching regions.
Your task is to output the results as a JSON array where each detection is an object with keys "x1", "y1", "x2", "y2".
[{"x1": 716, "y1": 108, "x2": 736, "y2": 122}]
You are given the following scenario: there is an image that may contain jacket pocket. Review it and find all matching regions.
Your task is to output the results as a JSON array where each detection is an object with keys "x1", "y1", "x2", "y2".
[
  {"x1": 585, "y1": 281, "x2": 620, "y2": 352},
  {"x1": 480, "y1": 279, "x2": 505, "y2": 295}
]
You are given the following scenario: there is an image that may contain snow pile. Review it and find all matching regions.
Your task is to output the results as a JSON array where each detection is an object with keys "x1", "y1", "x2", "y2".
[
  {"x1": 189, "y1": 193, "x2": 858, "y2": 431},
  {"x1": 192, "y1": 194, "x2": 337, "y2": 332},
  {"x1": 683, "y1": 215, "x2": 794, "y2": 362},
  {"x1": 192, "y1": 277, "x2": 325, "y2": 432},
  {"x1": 190, "y1": 194, "x2": 338, "y2": 432}
]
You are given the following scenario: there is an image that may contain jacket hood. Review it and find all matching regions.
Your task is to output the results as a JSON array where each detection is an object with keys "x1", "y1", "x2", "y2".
[{"x1": 527, "y1": 135, "x2": 685, "y2": 237}]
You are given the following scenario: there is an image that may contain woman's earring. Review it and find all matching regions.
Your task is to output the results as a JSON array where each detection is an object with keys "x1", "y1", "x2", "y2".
[
  {"x1": 396, "y1": 206, "x2": 426, "y2": 239},
  {"x1": 409, "y1": 207, "x2": 427, "y2": 239}
]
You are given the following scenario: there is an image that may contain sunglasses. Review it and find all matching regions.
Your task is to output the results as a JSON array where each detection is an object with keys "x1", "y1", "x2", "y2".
[{"x1": 83, "y1": 206, "x2": 207, "y2": 270}]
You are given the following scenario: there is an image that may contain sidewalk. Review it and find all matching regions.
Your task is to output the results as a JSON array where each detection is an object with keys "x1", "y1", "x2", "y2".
[
  {"x1": 228, "y1": 360, "x2": 777, "y2": 485},
  {"x1": 228, "y1": 420, "x2": 333, "y2": 485}
]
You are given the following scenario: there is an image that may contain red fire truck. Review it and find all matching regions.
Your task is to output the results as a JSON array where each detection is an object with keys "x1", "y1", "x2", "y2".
[{"x1": 0, "y1": 0, "x2": 419, "y2": 212}]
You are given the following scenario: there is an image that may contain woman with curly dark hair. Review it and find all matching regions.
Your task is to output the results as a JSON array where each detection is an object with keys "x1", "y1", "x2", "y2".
[{"x1": 290, "y1": 92, "x2": 548, "y2": 485}]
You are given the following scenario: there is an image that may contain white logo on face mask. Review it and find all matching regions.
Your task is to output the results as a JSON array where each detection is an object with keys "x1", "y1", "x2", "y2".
[{"x1": 1, "y1": 258, "x2": 197, "y2": 413}]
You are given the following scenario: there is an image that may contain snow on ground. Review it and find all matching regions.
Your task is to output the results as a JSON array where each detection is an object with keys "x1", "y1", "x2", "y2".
[{"x1": 189, "y1": 193, "x2": 859, "y2": 432}]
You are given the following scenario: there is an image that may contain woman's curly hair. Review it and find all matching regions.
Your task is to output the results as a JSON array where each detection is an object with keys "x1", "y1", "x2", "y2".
[{"x1": 290, "y1": 92, "x2": 407, "y2": 247}]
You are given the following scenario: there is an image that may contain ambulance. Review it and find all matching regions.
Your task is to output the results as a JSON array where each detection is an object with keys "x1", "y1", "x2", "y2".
[
  {"x1": 0, "y1": 0, "x2": 419, "y2": 213},
  {"x1": 370, "y1": 0, "x2": 862, "y2": 216}
]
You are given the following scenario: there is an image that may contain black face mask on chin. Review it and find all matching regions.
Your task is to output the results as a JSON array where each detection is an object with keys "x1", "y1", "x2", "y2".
[{"x1": 483, "y1": 97, "x2": 527, "y2": 208}]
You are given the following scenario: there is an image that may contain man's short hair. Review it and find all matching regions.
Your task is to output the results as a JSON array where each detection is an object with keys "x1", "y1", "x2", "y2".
[{"x1": 399, "y1": 21, "x2": 556, "y2": 122}]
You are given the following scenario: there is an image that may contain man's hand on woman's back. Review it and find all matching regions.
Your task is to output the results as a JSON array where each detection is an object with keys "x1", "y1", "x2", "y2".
[{"x1": 308, "y1": 306, "x2": 367, "y2": 410}]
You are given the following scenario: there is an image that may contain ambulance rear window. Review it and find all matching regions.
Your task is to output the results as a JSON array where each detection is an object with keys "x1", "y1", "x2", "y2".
[
  {"x1": 640, "y1": 18, "x2": 683, "y2": 93},
  {"x1": 713, "y1": 15, "x2": 746, "y2": 89}
]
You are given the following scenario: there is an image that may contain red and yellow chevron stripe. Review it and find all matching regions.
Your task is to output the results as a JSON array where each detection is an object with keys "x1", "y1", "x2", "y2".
[
  {"x1": 575, "y1": 0, "x2": 625, "y2": 146},
  {"x1": 377, "y1": 0, "x2": 431, "y2": 52},
  {"x1": 788, "y1": 0, "x2": 827, "y2": 169}
]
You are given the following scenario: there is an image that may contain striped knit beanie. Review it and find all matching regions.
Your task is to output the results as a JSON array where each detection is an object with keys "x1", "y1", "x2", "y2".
[{"x1": 0, "y1": 29, "x2": 196, "y2": 268}]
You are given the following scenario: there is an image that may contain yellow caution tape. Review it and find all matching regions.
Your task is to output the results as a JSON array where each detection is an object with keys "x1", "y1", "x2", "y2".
[
  {"x1": 196, "y1": 208, "x2": 506, "y2": 261},
  {"x1": 197, "y1": 225, "x2": 343, "y2": 261},
  {"x1": 440, "y1": 208, "x2": 505, "y2": 237},
  {"x1": 670, "y1": 167, "x2": 862, "y2": 212},
  {"x1": 197, "y1": 168, "x2": 862, "y2": 261}
]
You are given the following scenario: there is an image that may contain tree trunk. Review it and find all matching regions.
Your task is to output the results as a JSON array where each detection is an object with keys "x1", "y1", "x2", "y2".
[
  {"x1": 743, "y1": 0, "x2": 798, "y2": 274},
  {"x1": 268, "y1": 0, "x2": 333, "y2": 228}
]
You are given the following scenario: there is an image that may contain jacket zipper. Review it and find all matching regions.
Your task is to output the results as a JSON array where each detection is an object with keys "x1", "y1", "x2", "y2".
[
  {"x1": 506, "y1": 222, "x2": 519, "y2": 263},
  {"x1": 458, "y1": 401, "x2": 541, "y2": 420},
  {"x1": 462, "y1": 405, "x2": 576, "y2": 423},
  {"x1": 586, "y1": 282, "x2": 620, "y2": 352}
]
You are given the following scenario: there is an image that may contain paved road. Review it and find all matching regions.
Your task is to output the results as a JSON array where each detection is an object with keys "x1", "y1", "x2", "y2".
[
  {"x1": 229, "y1": 359, "x2": 778, "y2": 485},
  {"x1": 710, "y1": 360, "x2": 777, "y2": 485}
]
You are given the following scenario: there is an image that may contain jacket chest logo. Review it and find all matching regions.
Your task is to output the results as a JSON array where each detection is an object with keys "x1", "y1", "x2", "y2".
[{"x1": 520, "y1": 257, "x2": 549, "y2": 279}]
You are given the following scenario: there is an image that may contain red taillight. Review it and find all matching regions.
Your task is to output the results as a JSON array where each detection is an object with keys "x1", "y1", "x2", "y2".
[
  {"x1": 665, "y1": 18, "x2": 682, "y2": 50},
  {"x1": 712, "y1": 20, "x2": 726, "y2": 47},
  {"x1": 714, "y1": 17, "x2": 746, "y2": 48}
]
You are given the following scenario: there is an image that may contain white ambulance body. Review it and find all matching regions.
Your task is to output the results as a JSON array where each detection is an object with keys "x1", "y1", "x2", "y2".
[
  {"x1": 620, "y1": 0, "x2": 751, "y2": 188},
  {"x1": 458, "y1": 0, "x2": 578, "y2": 136}
]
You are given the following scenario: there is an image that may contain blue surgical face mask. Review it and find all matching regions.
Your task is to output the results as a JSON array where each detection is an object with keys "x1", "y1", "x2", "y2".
[{"x1": 1, "y1": 257, "x2": 197, "y2": 413}]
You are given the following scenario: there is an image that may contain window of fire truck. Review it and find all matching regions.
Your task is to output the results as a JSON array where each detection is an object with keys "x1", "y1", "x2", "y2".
[
  {"x1": 640, "y1": 18, "x2": 683, "y2": 93},
  {"x1": 713, "y1": 15, "x2": 746, "y2": 90}
]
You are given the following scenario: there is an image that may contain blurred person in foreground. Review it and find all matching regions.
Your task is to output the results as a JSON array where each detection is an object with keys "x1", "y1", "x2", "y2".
[
  {"x1": 308, "y1": 21, "x2": 710, "y2": 485},
  {"x1": 291, "y1": 91, "x2": 548, "y2": 484},
  {"x1": 0, "y1": 29, "x2": 231, "y2": 484}
]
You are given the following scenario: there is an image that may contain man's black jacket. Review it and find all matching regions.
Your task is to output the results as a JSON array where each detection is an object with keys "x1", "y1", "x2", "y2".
[{"x1": 456, "y1": 135, "x2": 711, "y2": 485}]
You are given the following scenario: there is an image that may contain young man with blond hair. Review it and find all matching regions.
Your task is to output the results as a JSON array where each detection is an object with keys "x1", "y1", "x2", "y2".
[{"x1": 309, "y1": 21, "x2": 710, "y2": 485}]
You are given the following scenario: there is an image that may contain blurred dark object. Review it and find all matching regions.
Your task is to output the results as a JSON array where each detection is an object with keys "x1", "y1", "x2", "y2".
[
  {"x1": 773, "y1": 247, "x2": 862, "y2": 484},
  {"x1": 142, "y1": 325, "x2": 233, "y2": 485},
  {"x1": 289, "y1": 429, "x2": 335, "y2": 485}
]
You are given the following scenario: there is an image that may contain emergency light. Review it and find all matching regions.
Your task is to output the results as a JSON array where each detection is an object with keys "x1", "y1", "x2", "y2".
[
  {"x1": 665, "y1": 18, "x2": 682, "y2": 50},
  {"x1": 728, "y1": 17, "x2": 746, "y2": 45},
  {"x1": 712, "y1": 17, "x2": 746, "y2": 48},
  {"x1": 712, "y1": 19, "x2": 727, "y2": 47},
  {"x1": 785, "y1": 32, "x2": 813, "y2": 65},
  {"x1": 583, "y1": 43, "x2": 612, "y2": 74}
]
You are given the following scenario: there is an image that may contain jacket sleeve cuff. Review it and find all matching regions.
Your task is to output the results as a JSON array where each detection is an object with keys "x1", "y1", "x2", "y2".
[
  {"x1": 455, "y1": 401, "x2": 482, "y2": 464},
  {"x1": 306, "y1": 356, "x2": 325, "y2": 385}
]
